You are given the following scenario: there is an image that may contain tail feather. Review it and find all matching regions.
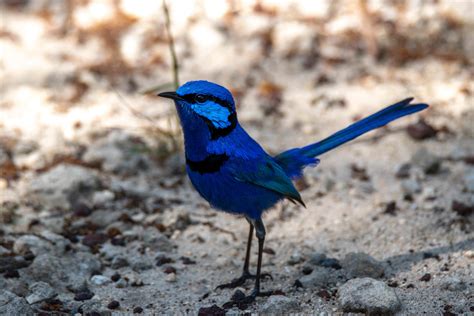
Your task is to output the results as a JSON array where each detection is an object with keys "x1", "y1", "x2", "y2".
[{"x1": 274, "y1": 98, "x2": 429, "y2": 178}]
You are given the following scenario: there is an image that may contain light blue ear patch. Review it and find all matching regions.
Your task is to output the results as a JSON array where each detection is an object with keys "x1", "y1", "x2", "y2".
[{"x1": 192, "y1": 102, "x2": 232, "y2": 128}]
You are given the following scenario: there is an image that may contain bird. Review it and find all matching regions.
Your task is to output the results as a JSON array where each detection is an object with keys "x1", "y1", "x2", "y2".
[{"x1": 158, "y1": 80, "x2": 428, "y2": 303}]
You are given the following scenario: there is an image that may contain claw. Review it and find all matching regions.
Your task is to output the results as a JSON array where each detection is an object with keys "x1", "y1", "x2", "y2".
[{"x1": 215, "y1": 271, "x2": 273, "y2": 290}]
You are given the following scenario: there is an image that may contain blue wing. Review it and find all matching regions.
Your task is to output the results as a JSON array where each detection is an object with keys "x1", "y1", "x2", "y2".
[
  {"x1": 230, "y1": 156, "x2": 305, "y2": 207},
  {"x1": 275, "y1": 98, "x2": 429, "y2": 178}
]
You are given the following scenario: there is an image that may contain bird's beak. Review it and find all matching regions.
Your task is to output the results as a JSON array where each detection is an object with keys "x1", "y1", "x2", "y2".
[{"x1": 157, "y1": 91, "x2": 184, "y2": 101}]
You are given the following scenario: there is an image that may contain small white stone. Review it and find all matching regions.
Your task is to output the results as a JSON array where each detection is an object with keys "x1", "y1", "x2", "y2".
[
  {"x1": 90, "y1": 275, "x2": 111, "y2": 286},
  {"x1": 165, "y1": 273, "x2": 177, "y2": 282}
]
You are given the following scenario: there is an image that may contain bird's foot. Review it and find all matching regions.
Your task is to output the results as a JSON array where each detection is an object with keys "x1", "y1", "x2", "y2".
[
  {"x1": 216, "y1": 271, "x2": 273, "y2": 290},
  {"x1": 222, "y1": 288, "x2": 280, "y2": 310}
]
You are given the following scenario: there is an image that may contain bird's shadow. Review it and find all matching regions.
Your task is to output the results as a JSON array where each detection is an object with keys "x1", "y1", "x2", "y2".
[{"x1": 383, "y1": 237, "x2": 473, "y2": 276}]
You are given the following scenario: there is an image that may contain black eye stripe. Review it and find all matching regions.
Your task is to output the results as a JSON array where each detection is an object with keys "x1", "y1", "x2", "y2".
[{"x1": 182, "y1": 93, "x2": 233, "y2": 110}]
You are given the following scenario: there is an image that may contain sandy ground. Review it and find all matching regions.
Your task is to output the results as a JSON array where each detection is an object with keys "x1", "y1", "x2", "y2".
[{"x1": 0, "y1": 0, "x2": 473, "y2": 315}]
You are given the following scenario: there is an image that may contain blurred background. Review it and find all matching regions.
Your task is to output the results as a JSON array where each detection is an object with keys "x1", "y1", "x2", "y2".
[{"x1": 0, "y1": 0, "x2": 473, "y2": 314}]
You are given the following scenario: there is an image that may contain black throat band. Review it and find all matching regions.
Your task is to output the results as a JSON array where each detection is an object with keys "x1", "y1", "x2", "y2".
[{"x1": 186, "y1": 153, "x2": 229, "y2": 174}]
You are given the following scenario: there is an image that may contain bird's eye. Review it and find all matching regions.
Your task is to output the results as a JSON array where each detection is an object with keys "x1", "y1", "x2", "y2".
[{"x1": 194, "y1": 94, "x2": 206, "y2": 104}]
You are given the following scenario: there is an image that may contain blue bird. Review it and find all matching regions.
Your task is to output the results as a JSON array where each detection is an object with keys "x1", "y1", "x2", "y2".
[{"x1": 158, "y1": 80, "x2": 428, "y2": 303}]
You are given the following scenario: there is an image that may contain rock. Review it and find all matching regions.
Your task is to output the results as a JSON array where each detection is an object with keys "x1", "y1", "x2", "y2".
[
  {"x1": 26, "y1": 281, "x2": 57, "y2": 304},
  {"x1": 401, "y1": 179, "x2": 422, "y2": 195},
  {"x1": 26, "y1": 164, "x2": 100, "y2": 210},
  {"x1": 308, "y1": 253, "x2": 327, "y2": 265},
  {"x1": 287, "y1": 251, "x2": 303, "y2": 265},
  {"x1": 463, "y1": 170, "x2": 474, "y2": 192},
  {"x1": 338, "y1": 278, "x2": 401, "y2": 314},
  {"x1": 395, "y1": 163, "x2": 411, "y2": 178},
  {"x1": 0, "y1": 290, "x2": 34, "y2": 315},
  {"x1": 165, "y1": 273, "x2": 177, "y2": 282},
  {"x1": 440, "y1": 277, "x2": 467, "y2": 291},
  {"x1": 412, "y1": 148, "x2": 441, "y2": 175},
  {"x1": 130, "y1": 256, "x2": 154, "y2": 271},
  {"x1": 25, "y1": 252, "x2": 101, "y2": 291},
  {"x1": 111, "y1": 256, "x2": 129, "y2": 269},
  {"x1": 260, "y1": 295, "x2": 302, "y2": 314},
  {"x1": 298, "y1": 266, "x2": 341, "y2": 288},
  {"x1": 90, "y1": 275, "x2": 111, "y2": 286},
  {"x1": 82, "y1": 131, "x2": 151, "y2": 175},
  {"x1": 138, "y1": 227, "x2": 174, "y2": 252},
  {"x1": 14, "y1": 232, "x2": 70, "y2": 256},
  {"x1": 341, "y1": 253, "x2": 384, "y2": 279},
  {"x1": 92, "y1": 190, "x2": 115, "y2": 206}
]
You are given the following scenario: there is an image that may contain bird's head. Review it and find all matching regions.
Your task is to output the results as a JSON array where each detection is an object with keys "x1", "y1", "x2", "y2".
[{"x1": 158, "y1": 80, "x2": 238, "y2": 139}]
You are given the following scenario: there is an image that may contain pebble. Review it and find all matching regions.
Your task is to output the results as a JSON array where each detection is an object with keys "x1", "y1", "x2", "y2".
[
  {"x1": 340, "y1": 252, "x2": 385, "y2": 279},
  {"x1": 165, "y1": 273, "x2": 177, "y2": 282},
  {"x1": 260, "y1": 295, "x2": 302, "y2": 314},
  {"x1": 338, "y1": 278, "x2": 401, "y2": 314},
  {"x1": 287, "y1": 251, "x2": 304, "y2": 265},
  {"x1": 395, "y1": 163, "x2": 411, "y2": 178},
  {"x1": 26, "y1": 281, "x2": 57, "y2": 304},
  {"x1": 0, "y1": 290, "x2": 34, "y2": 315},
  {"x1": 401, "y1": 179, "x2": 422, "y2": 195},
  {"x1": 111, "y1": 256, "x2": 129, "y2": 269},
  {"x1": 463, "y1": 250, "x2": 474, "y2": 259},
  {"x1": 74, "y1": 290, "x2": 95, "y2": 301},
  {"x1": 412, "y1": 148, "x2": 442, "y2": 175},
  {"x1": 298, "y1": 266, "x2": 339, "y2": 288},
  {"x1": 107, "y1": 300, "x2": 120, "y2": 310},
  {"x1": 91, "y1": 275, "x2": 111, "y2": 286}
]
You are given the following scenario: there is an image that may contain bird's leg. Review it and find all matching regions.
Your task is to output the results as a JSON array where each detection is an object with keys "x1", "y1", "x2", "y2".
[
  {"x1": 223, "y1": 218, "x2": 274, "y2": 308},
  {"x1": 216, "y1": 219, "x2": 272, "y2": 290},
  {"x1": 247, "y1": 218, "x2": 273, "y2": 299}
]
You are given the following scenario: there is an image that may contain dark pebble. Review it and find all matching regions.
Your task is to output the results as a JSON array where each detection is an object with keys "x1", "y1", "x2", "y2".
[
  {"x1": 74, "y1": 291, "x2": 94, "y2": 301},
  {"x1": 387, "y1": 280, "x2": 399, "y2": 287},
  {"x1": 319, "y1": 258, "x2": 342, "y2": 270},
  {"x1": 82, "y1": 233, "x2": 108, "y2": 247},
  {"x1": 423, "y1": 252, "x2": 440, "y2": 260},
  {"x1": 395, "y1": 163, "x2": 411, "y2": 178},
  {"x1": 302, "y1": 265, "x2": 313, "y2": 275},
  {"x1": 156, "y1": 255, "x2": 174, "y2": 266},
  {"x1": 180, "y1": 256, "x2": 196, "y2": 264},
  {"x1": 198, "y1": 304, "x2": 225, "y2": 316},
  {"x1": 350, "y1": 164, "x2": 370, "y2": 181},
  {"x1": 406, "y1": 120, "x2": 437, "y2": 140},
  {"x1": 294, "y1": 280, "x2": 303, "y2": 288},
  {"x1": 107, "y1": 300, "x2": 120, "y2": 310},
  {"x1": 163, "y1": 266, "x2": 176, "y2": 274},
  {"x1": 406, "y1": 283, "x2": 415, "y2": 288},
  {"x1": 133, "y1": 306, "x2": 143, "y2": 314},
  {"x1": 111, "y1": 237, "x2": 126, "y2": 246},
  {"x1": 3, "y1": 269, "x2": 20, "y2": 278},
  {"x1": 383, "y1": 201, "x2": 397, "y2": 216},
  {"x1": 316, "y1": 289, "x2": 331, "y2": 301},
  {"x1": 111, "y1": 273, "x2": 121, "y2": 282},
  {"x1": 420, "y1": 273, "x2": 431, "y2": 282},
  {"x1": 452, "y1": 200, "x2": 474, "y2": 216},
  {"x1": 72, "y1": 202, "x2": 93, "y2": 217}
]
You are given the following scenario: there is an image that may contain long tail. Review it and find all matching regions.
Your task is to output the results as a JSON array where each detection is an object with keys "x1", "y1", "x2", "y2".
[{"x1": 275, "y1": 97, "x2": 429, "y2": 178}]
